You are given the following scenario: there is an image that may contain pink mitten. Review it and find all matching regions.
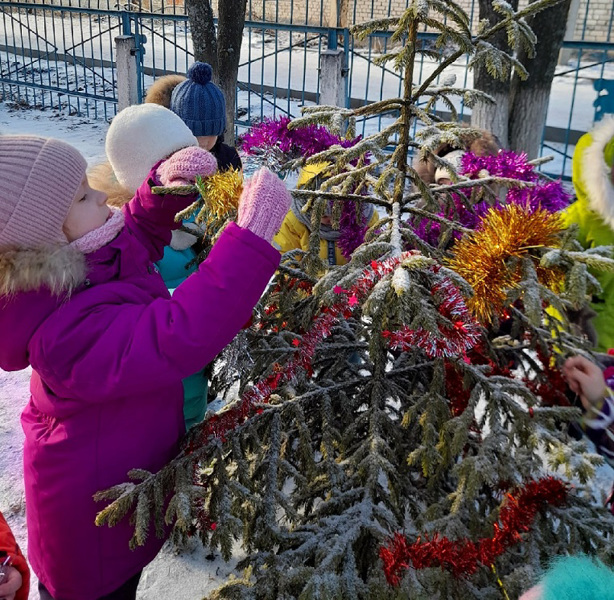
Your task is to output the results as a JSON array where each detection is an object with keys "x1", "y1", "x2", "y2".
[
  {"x1": 156, "y1": 146, "x2": 218, "y2": 187},
  {"x1": 237, "y1": 168, "x2": 292, "y2": 243}
]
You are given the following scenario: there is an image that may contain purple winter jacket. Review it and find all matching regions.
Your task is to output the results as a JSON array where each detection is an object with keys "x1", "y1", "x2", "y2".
[{"x1": 0, "y1": 168, "x2": 280, "y2": 599}]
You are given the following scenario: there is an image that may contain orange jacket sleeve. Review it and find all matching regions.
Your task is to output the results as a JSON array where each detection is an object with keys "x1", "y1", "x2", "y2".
[{"x1": 0, "y1": 511, "x2": 30, "y2": 600}]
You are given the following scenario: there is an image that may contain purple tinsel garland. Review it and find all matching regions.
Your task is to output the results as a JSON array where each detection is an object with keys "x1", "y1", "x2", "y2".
[
  {"x1": 240, "y1": 116, "x2": 371, "y2": 258},
  {"x1": 336, "y1": 204, "x2": 371, "y2": 260},
  {"x1": 240, "y1": 116, "x2": 359, "y2": 159},
  {"x1": 412, "y1": 150, "x2": 572, "y2": 246},
  {"x1": 413, "y1": 193, "x2": 488, "y2": 247}
]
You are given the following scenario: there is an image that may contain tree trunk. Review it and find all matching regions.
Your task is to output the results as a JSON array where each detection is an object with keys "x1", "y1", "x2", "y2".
[
  {"x1": 338, "y1": 0, "x2": 351, "y2": 28},
  {"x1": 470, "y1": 0, "x2": 518, "y2": 148},
  {"x1": 186, "y1": 0, "x2": 218, "y2": 73},
  {"x1": 508, "y1": 0, "x2": 572, "y2": 158},
  {"x1": 217, "y1": 0, "x2": 248, "y2": 145}
]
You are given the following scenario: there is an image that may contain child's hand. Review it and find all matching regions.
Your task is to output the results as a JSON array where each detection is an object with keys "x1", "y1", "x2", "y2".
[
  {"x1": 156, "y1": 147, "x2": 217, "y2": 187},
  {"x1": 0, "y1": 565, "x2": 23, "y2": 600},
  {"x1": 237, "y1": 168, "x2": 292, "y2": 243},
  {"x1": 563, "y1": 355, "x2": 608, "y2": 411}
]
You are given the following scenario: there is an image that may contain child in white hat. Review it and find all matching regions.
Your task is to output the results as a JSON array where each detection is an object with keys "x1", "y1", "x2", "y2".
[{"x1": 0, "y1": 130, "x2": 290, "y2": 600}]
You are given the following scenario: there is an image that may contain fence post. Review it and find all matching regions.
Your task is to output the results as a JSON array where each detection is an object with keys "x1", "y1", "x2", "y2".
[
  {"x1": 319, "y1": 32, "x2": 348, "y2": 108},
  {"x1": 115, "y1": 35, "x2": 138, "y2": 111}
]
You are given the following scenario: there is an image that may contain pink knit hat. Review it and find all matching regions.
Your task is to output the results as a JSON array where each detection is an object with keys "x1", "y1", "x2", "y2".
[{"x1": 0, "y1": 135, "x2": 87, "y2": 248}]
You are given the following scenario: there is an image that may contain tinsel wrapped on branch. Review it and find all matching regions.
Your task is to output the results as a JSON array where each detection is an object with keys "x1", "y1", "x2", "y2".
[
  {"x1": 152, "y1": 168, "x2": 244, "y2": 229},
  {"x1": 380, "y1": 477, "x2": 569, "y2": 585},
  {"x1": 411, "y1": 150, "x2": 571, "y2": 247}
]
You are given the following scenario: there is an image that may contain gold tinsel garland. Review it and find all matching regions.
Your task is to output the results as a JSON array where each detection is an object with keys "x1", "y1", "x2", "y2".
[
  {"x1": 161, "y1": 168, "x2": 244, "y2": 226},
  {"x1": 447, "y1": 204, "x2": 565, "y2": 324}
]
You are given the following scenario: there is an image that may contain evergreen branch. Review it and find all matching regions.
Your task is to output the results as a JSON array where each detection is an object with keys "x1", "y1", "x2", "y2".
[
  {"x1": 350, "y1": 98, "x2": 406, "y2": 118},
  {"x1": 411, "y1": 49, "x2": 464, "y2": 103},
  {"x1": 474, "y1": 0, "x2": 564, "y2": 44},
  {"x1": 151, "y1": 184, "x2": 197, "y2": 196},
  {"x1": 291, "y1": 188, "x2": 390, "y2": 208},
  {"x1": 402, "y1": 206, "x2": 473, "y2": 234},
  {"x1": 401, "y1": 174, "x2": 538, "y2": 205},
  {"x1": 351, "y1": 18, "x2": 400, "y2": 41}
]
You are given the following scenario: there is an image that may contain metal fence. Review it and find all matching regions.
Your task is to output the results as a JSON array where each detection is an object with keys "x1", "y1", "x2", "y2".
[{"x1": 1, "y1": 0, "x2": 613, "y2": 179}]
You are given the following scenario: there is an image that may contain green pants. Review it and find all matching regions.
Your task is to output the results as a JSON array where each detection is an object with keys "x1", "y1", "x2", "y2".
[{"x1": 182, "y1": 370, "x2": 209, "y2": 430}]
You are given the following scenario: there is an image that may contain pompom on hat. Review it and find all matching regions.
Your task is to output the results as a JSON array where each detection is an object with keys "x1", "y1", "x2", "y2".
[
  {"x1": 0, "y1": 135, "x2": 87, "y2": 249},
  {"x1": 170, "y1": 62, "x2": 226, "y2": 138},
  {"x1": 105, "y1": 103, "x2": 198, "y2": 193}
]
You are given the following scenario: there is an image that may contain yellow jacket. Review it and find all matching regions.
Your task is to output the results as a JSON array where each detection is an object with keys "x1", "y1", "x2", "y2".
[{"x1": 273, "y1": 209, "x2": 380, "y2": 266}]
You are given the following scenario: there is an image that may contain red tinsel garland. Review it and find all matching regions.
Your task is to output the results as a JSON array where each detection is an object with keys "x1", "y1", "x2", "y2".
[
  {"x1": 524, "y1": 347, "x2": 572, "y2": 408},
  {"x1": 381, "y1": 276, "x2": 481, "y2": 358},
  {"x1": 188, "y1": 255, "x2": 406, "y2": 452},
  {"x1": 189, "y1": 253, "x2": 481, "y2": 450},
  {"x1": 187, "y1": 253, "x2": 483, "y2": 535},
  {"x1": 379, "y1": 477, "x2": 568, "y2": 585}
]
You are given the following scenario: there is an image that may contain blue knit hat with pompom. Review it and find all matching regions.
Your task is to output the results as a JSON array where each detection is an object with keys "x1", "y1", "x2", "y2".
[{"x1": 170, "y1": 62, "x2": 226, "y2": 137}]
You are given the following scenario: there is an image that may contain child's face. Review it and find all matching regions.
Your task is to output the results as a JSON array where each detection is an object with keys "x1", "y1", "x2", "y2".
[
  {"x1": 197, "y1": 135, "x2": 218, "y2": 151},
  {"x1": 63, "y1": 176, "x2": 110, "y2": 242}
]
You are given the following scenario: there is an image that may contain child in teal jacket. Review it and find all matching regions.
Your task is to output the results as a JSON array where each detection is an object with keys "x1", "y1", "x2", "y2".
[{"x1": 90, "y1": 104, "x2": 210, "y2": 429}]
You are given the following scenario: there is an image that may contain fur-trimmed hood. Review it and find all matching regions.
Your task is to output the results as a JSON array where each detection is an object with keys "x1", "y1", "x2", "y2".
[
  {"x1": 572, "y1": 116, "x2": 614, "y2": 228},
  {"x1": 412, "y1": 127, "x2": 500, "y2": 184},
  {"x1": 145, "y1": 74, "x2": 186, "y2": 109},
  {"x1": 0, "y1": 244, "x2": 86, "y2": 296},
  {"x1": 0, "y1": 244, "x2": 86, "y2": 370}
]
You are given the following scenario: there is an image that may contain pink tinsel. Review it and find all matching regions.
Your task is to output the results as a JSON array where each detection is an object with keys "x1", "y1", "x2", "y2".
[
  {"x1": 240, "y1": 116, "x2": 372, "y2": 257},
  {"x1": 240, "y1": 116, "x2": 360, "y2": 159},
  {"x1": 460, "y1": 150, "x2": 571, "y2": 213},
  {"x1": 412, "y1": 150, "x2": 571, "y2": 247}
]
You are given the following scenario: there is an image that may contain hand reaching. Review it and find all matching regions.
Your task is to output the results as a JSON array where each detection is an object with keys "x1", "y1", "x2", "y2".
[
  {"x1": 156, "y1": 146, "x2": 218, "y2": 187},
  {"x1": 0, "y1": 565, "x2": 23, "y2": 600},
  {"x1": 563, "y1": 355, "x2": 608, "y2": 411},
  {"x1": 237, "y1": 168, "x2": 292, "y2": 243}
]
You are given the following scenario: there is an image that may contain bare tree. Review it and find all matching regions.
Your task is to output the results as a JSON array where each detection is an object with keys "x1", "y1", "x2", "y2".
[
  {"x1": 185, "y1": 0, "x2": 248, "y2": 145},
  {"x1": 470, "y1": 0, "x2": 519, "y2": 149},
  {"x1": 472, "y1": 0, "x2": 572, "y2": 158}
]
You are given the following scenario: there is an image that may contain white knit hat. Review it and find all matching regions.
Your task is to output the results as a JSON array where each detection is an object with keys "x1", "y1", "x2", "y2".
[
  {"x1": 434, "y1": 149, "x2": 465, "y2": 183},
  {"x1": 105, "y1": 103, "x2": 198, "y2": 193}
]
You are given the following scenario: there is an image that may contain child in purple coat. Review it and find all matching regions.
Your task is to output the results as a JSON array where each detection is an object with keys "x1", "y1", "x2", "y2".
[{"x1": 0, "y1": 134, "x2": 290, "y2": 600}]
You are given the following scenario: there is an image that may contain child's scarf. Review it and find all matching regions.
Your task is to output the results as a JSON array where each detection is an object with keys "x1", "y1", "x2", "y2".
[{"x1": 69, "y1": 208, "x2": 125, "y2": 254}]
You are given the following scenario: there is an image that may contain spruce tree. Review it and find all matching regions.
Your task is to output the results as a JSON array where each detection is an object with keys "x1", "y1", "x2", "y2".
[{"x1": 97, "y1": 1, "x2": 614, "y2": 598}]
